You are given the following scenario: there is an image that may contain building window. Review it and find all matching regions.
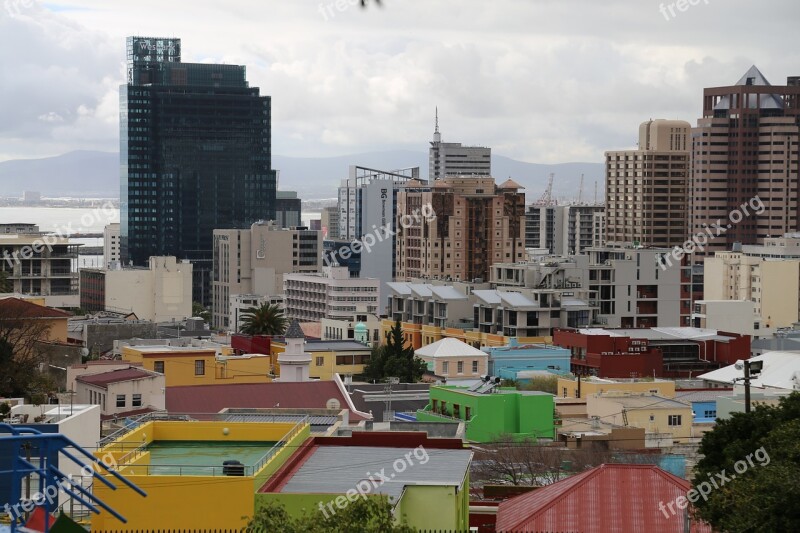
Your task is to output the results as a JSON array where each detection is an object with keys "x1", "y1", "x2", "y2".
[
  {"x1": 316, "y1": 356, "x2": 324, "y2": 366},
  {"x1": 442, "y1": 361, "x2": 449, "y2": 374},
  {"x1": 154, "y1": 361, "x2": 164, "y2": 373},
  {"x1": 465, "y1": 406, "x2": 471, "y2": 420},
  {"x1": 472, "y1": 360, "x2": 478, "y2": 373},
  {"x1": 453, "y1": 404, "x2": 460, "y2": 418},
  {"x1": 457, "y1": 361, "x2": 464, "y2": 374},
  {"x1": 703, "y1": 410, "x2": 717, "y2": 419},
  {"x1": 116, "y1": 394, "x2": 126, "y2": 408},
  {"x1": 668, "y1": 415, "x2": 682, "y2": 426},
  {"x1": 195, "y1": 360, "x2": 205, "y2": 376},
  {"x1": 132, "y1": 394, "x2": 142, "y2": 407}
]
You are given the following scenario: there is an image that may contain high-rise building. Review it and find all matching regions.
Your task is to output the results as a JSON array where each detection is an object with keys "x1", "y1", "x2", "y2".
[
  {"x1": 690, "y1": 66, "x2": 800, "y2": 260},
  {"x1": 320, "y1": 206, "x2": 339, "y2": 240},
  {"x1": 275, "y1": 192, "x2": 302, "y2": 229},
  {"x1": 120, "y1": 36, "x2": 277, "y2": 306},
  {"x1": 212, "y1": 221, "x2": 322, "y2": 331},
  {"x1": 429, "y1": 110, "x2": 491, "y2": 180},
  {"x1": 103, "y1": 223, "x2": 120, "y2": 268},
  {"x1": 395, "y1": 176, "x2": 526, "y2": 283},
  {"x1": 525, "y1": 204, "x2": 605, "y2": 255},
  {"x1": 605, "y1": 119, "x2": 690, "y2": 248}
]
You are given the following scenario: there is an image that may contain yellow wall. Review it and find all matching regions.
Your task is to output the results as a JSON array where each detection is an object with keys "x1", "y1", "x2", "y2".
[
  {"x1": 382, "y1": 319, "x2": 552, "y2": 350},
  {"x1": 557, "y1": 378, "x2": 676, "y2": 399},
  {"x1": 271, "y1": 343, "x2": 368, "y2": 381},
  {"x1": 586, "y1": 395, "x2": 693, "y2": 442},
  {"x1": 122, "y1": 346, "x2": 272, "y2": 387}
]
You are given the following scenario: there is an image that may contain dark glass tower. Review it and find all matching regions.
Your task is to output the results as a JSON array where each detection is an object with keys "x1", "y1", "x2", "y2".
[{"x1": 120, "y1": 36, "x2": 276, "y2": 305}]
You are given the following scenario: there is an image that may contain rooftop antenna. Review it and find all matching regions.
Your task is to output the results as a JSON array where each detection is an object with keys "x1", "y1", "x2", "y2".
[
  {"x1": 594, "y1": 181, "x2": 598, "y2": 204},
  {"x1": 433, "y1": 107, "x2": 441, "y2": 143},
  {"x1": 577, "y1": 174, "x2": 584, "y2": 205}
]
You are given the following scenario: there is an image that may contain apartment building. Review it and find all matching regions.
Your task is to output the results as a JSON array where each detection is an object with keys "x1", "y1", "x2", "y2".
[
  {"x1": 103, "y1": 223, "x2": 120, "y2": 267},
  {"x1": 525, "y1": 204, "x2": 605, "y2": 255},
  {"x1": 395, "y1": 175, "x2": 526, "y2": 283},
  {"x1": 606, "y1": 119, "x2": 690, "y2": 248},
  {"x1": 429, "y1": 111, "x2": 491, "y2": 180},
  {"x1": 320, "y1": 206, "x2": 339, "y2": 240},
  {"x1": 212, "y1": 221, "x2": 322, "y2": 330},
  {"x1": 283, "y1": 265, "x2": 380, "y2": 322},
  {"x1": 690, "y1": 66, "x2": 800, "y2": 260}
]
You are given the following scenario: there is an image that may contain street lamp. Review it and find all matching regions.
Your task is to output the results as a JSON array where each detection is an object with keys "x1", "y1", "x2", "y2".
[{"x1": 733, "y1": 359, "x2": 764, "y2": 413}]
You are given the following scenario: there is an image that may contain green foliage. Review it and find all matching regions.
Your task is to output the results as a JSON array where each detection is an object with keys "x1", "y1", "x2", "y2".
[
  {"x1": 0, "y1": 402, "x2": 10, "y2": 419},
  {"x1": 192, "y1": 301, "x2": 211, "y2": 323},
  {"x1": 245, "y1": 495, "x2": 416, "y2": 533},
  {"x1": 239, "y1": 303, "x2": 287, "y2": 336},
  {"x1": 520, "y1": 375, "x2": 558, "y2": 395},
  {"x1": 363, "y1": 321, "x2": 426, "y2": 383},
  {"x1": 691, "y1": 392, "x2": 800, "y2": 532},
  {"x1": 0, "y1": 270, "x2": 10, "y2": 293}
]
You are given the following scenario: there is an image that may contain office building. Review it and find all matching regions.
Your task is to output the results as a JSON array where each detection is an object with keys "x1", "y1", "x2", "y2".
[
  {"x1": 212, "y1": 221, "x2": 322, "y2": 330},
  {"x1": 429, "y1": 110, "x2": 491, "y2": 180},
  {"x1": 120, "y1": 36, "x2": 277, "y2": 306},
  {"x1": 283, "y1": 265, "x2": 379, "y2": 322},
  {"x1": 275, "y1": 191, "x2": 302, "y2": 228},
  {"x1": 80, "y1": 256, "x2": 193, "y2": 322},
  {"x1": 525, "y1": 204, "x2": 606, "y2": 255},
  {"x1": 606, "y1": 119, "x2": 690, "y2": 248},
  {"x1": 395, "y1": 175, "x2": 526, "y2": 283},
  {"x1": 103, "y1": 223, "x2": 120, "y2": 267},
  {"x1": 690, "y1": 66, "x2": 800, "y2": 260},
  {"x1": 320, "y1": 206, "x2": 339, "y2": 239}
]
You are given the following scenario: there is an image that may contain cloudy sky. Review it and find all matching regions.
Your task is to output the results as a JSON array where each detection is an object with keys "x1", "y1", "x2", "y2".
[{"x1": 1, "y1": 0, "x2": 798, "y2": 163}]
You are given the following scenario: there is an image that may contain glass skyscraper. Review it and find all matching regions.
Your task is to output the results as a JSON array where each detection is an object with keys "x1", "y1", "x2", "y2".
[{"x1": 120, "y1": 36, "x2": 276, "y2": 305}]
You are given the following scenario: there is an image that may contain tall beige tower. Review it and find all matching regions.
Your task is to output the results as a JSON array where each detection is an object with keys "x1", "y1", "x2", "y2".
[{"x1": 605, "y1": 119, "x2": 690, "y2": 248}]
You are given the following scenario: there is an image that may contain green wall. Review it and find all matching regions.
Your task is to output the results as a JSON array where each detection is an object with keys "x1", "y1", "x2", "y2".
[{"x1": 417, "y1": 386, "x2": 555, "y2": 443}]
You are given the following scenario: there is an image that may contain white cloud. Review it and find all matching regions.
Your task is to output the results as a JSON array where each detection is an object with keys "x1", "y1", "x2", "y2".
[{"x1": 1, "y1": 0, "x2": 799, "y2": 164}]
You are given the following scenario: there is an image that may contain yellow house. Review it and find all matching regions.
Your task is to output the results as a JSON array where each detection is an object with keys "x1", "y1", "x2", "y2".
[
  {"x1": 270, "y1": 339, "x2": 371, "y2": 381},
  {"x1": 381, "y1": 318, "x2": 550, "y2": 350},
  {"x1": 557, "y1": 376, "x2": 676, "y2": 399},
  {"x1": 122, "y1": 345, "x2": 272, "y2": 387},
  {"x1": 586, "y1": 393, "x2": 693, "y2": 445},
  {"x1": 0, "y1": 296, "x2": 70, "y2": 343}
]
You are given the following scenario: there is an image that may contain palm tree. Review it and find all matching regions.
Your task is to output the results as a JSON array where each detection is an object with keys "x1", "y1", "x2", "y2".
[{"x1": 238, "y1": 303, "x2": 288, "y2": 336}]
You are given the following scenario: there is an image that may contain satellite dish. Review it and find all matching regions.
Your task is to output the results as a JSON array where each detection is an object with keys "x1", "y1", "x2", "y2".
[
  {"x1": 326, "y1": 398, "x2": 341, "y2": 410},
  {"x1": 80, "y1": 348, "x2": 89, "y2": 357}
]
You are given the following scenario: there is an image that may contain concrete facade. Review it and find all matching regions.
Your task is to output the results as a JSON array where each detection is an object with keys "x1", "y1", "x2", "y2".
[
  {"x1": 525, "y1": 204, "x2": 605, "y2": 255},
  {"x1": 283, "y1": 265, "x2": 380, "y2": 322},
  {"x1": 103, "y1": 222, "x2": 120, "y2": 268}
]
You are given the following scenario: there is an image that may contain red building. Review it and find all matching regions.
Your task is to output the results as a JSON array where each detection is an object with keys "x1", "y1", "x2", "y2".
[
  {"x1": 554, "y1": 327, "x2": 750, "y2": 378},
  {"x1": 230, "y1": 333, "x2": 271, "y2": 355}
]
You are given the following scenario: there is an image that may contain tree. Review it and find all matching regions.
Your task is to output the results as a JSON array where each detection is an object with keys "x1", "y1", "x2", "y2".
[
  {"x1": 521, "y1": 375, "x2": 559, "y2": 395},
  {"x1": 0, "y1": 270, "x2": 10, "y2": 293},
  {"x1": 239, "y1": 303, "x2": 287, "y2": 336},
  {"x1": 192, "y1": 301, "x2": 211, "y2": 323},
  {"x1": 0, "y1": 301, "x2": 54, "y2": 399},
  {"x1": 245, "y1": 495, "x2": 415, "y2": 533},
  {"x1": 363, "y1": 321, "x2": 426, "y2": 383},
  {"x1": 691, "y1": 392, "x2": 800, "y2": 532}
]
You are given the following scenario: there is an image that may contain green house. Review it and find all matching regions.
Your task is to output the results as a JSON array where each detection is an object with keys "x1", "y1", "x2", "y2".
[{"x1": 417, "y1": 386, "x2": 556, "y2": 443}]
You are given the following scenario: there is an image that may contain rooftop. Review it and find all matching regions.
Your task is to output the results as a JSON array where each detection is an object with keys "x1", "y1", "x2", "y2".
[
  {"x1": 576, "y1": 326, "x2": 734, "y2": 343},
  {"x1": 595, "y1": 394, "x2": 689, "y2": 410},
  {"x1": 76, "y1": 367, "x2": 161, "y2": 388},
  {"x1": 698, "y1": 351, "x2": 800, "y2": 391},
  {"x1": 415, "y1": 337, "x2": 488, "y2": 358},
  {"x1": 0, "y1": 297, "x2": 72, "y2": 319}
]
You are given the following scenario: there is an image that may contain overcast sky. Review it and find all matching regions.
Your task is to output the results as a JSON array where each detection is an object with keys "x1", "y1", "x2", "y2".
[{"x1": 1, "y1": 0, "x2": 798, "y2": 163}]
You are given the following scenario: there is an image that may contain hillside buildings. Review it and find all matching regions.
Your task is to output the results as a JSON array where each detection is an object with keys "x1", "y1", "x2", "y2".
[
  {"x1": 605, "y1": 119, "x2": 691, "y2": 248},
  {"x1": 120, "y1": 36, "x2": 277, "y2": 305},
  {"x1": 212, "y1": 221, "x2": 322, "y2": 330},
  {"x1": 395, "y1": 175, "x2": 526, "y2": 283},
  {"x1": 689, "y1": 66, "x2": 800, "y2": 260},
  {"x1": 80, "y1": 256, "x2": 193, "y2": 322}
]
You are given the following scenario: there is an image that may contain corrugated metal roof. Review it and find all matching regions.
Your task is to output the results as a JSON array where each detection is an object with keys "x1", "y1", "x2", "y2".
[
  {"x1": 698, "y1": 351, "x2": 800, "y2": 390},
  {"x1": 429, "y1": 285, "x2": 468, "y2": 301},
  {"x1": 472, "y1": 290, "x2": 501, "y2": 304},
  {"x1": 386, "y1": 282, "x2": 412, "y2": 295},
  {"x1": 280, "y1": 446, "x2": 472, "y2": 501},
  {"x1": 499, "y1": 292, "x2": 538, "y2": 308},
  {"x1": 496, "y1": 464, "x2": 714, "y2": 533}
]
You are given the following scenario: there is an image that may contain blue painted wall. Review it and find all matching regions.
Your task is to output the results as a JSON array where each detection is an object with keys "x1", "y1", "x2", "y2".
[
  {"x1": 692, "y1": 401, "x2": 718, "y2": 423},
  {"x1": 486, "y1": 343, "x2": 572, "y2": 377},
  {"x1": 0, "y1": 424, "x2": 59, "y2": 512}
]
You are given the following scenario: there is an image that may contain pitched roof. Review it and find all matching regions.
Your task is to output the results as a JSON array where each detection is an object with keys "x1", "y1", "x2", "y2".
[
  {"x1": 698, "y1": 351, "x2": 800, "y2": 391},
  {"x1": 0, "y1": 297, "x2": 71, "y2": 319},
  {"x1": 496, "y1": 464, "x2": 713, "y2": 533},
  {"x1": 498, "y1": 178, "x2": 524, "y2": 190},
  {"x1": 165, "y1": 381, "x2": 367, "y2": 421},
  {"x1": 415, "y1": 337, "x2": 487, "y2": 358},
  {"x1": 285, "y1": 319, "x2": 305, "y2": 339},
  {"x1": 76, "y1": 367, "x2": 160, "y2": 389}
]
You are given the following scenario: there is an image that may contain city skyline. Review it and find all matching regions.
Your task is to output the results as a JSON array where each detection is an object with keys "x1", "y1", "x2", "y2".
[{"x1": 2, "y1": 0, "x2": 798, "y2": 165}]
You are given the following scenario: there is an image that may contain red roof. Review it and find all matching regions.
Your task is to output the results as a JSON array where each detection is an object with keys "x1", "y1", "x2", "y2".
[
  {"x1": 496, "y1": 464, "x2": 714, "y2": 533},
  {"x1": 76, "y1": 367, "x2": 160, "y2": 389},
  {"x1": 0, "y1": 297, "x2": 71, "y2": 318},
  {"x1": 165, "y1": 381, "x2": 366, "y2": 420}
]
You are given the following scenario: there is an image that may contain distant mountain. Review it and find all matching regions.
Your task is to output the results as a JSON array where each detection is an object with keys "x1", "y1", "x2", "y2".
[
  {"x1": 0, "y1": 151, "x2": 118, "y2": 197},
  {"x1": 0, "y1": 150, "x2": 605, "y2": 202}
]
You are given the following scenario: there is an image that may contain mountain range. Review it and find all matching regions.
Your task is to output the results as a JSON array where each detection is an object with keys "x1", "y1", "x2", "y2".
[{"x1": 0, "y1": 150, "x2": 605, "y2": 202}]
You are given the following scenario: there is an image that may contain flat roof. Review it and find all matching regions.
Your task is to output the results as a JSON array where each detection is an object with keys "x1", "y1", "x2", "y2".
[{"x1": 279, "y1": 445, "x2": 472, "y2": 501}]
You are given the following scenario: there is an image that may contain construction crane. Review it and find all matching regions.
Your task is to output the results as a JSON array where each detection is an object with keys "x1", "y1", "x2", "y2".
[
  {"x1": 536, "y1": 173, "x2": 555, "y2": 206},
  {"x1": 577, "y1": 173, "x2": 584, "y2": 205}
]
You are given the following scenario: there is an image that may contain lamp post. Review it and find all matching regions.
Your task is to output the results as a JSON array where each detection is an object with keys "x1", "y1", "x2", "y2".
[{"x1": 734, "y1": 359, "x2": 764, "y2": 413}]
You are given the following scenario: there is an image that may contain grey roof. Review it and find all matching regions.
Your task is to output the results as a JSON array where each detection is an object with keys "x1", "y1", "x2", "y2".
[
  {"x1": 675, "y1": 390, "x2": 729, "y2": 404},
  {"x1": 223, "y1": 413, "x2": 338, "y2": 430},
  {"x1": 472, "y1": 290, "x2": 501, "y2": 304},
  {"x1": 429, "y1": 285, "x2": 468, "y2": 301},
  {"x1": 499, "y1": 292, "x2": 538, "y2": 308},
  {"x1": 386, "y1": 282, "x2": 412, "y2": 296},
  {"x1": 713, "y1": 65, "x2": 785, "y2": 111},
  {"x1": 280, "y1": 446, "x2": 472, "y2": 501},
  {"x1": 285, "y1": 319, "x2": 305, "y2": 339},
  {"x1": 304, "y1": 340, "x2": 371, "y2": 351}
]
